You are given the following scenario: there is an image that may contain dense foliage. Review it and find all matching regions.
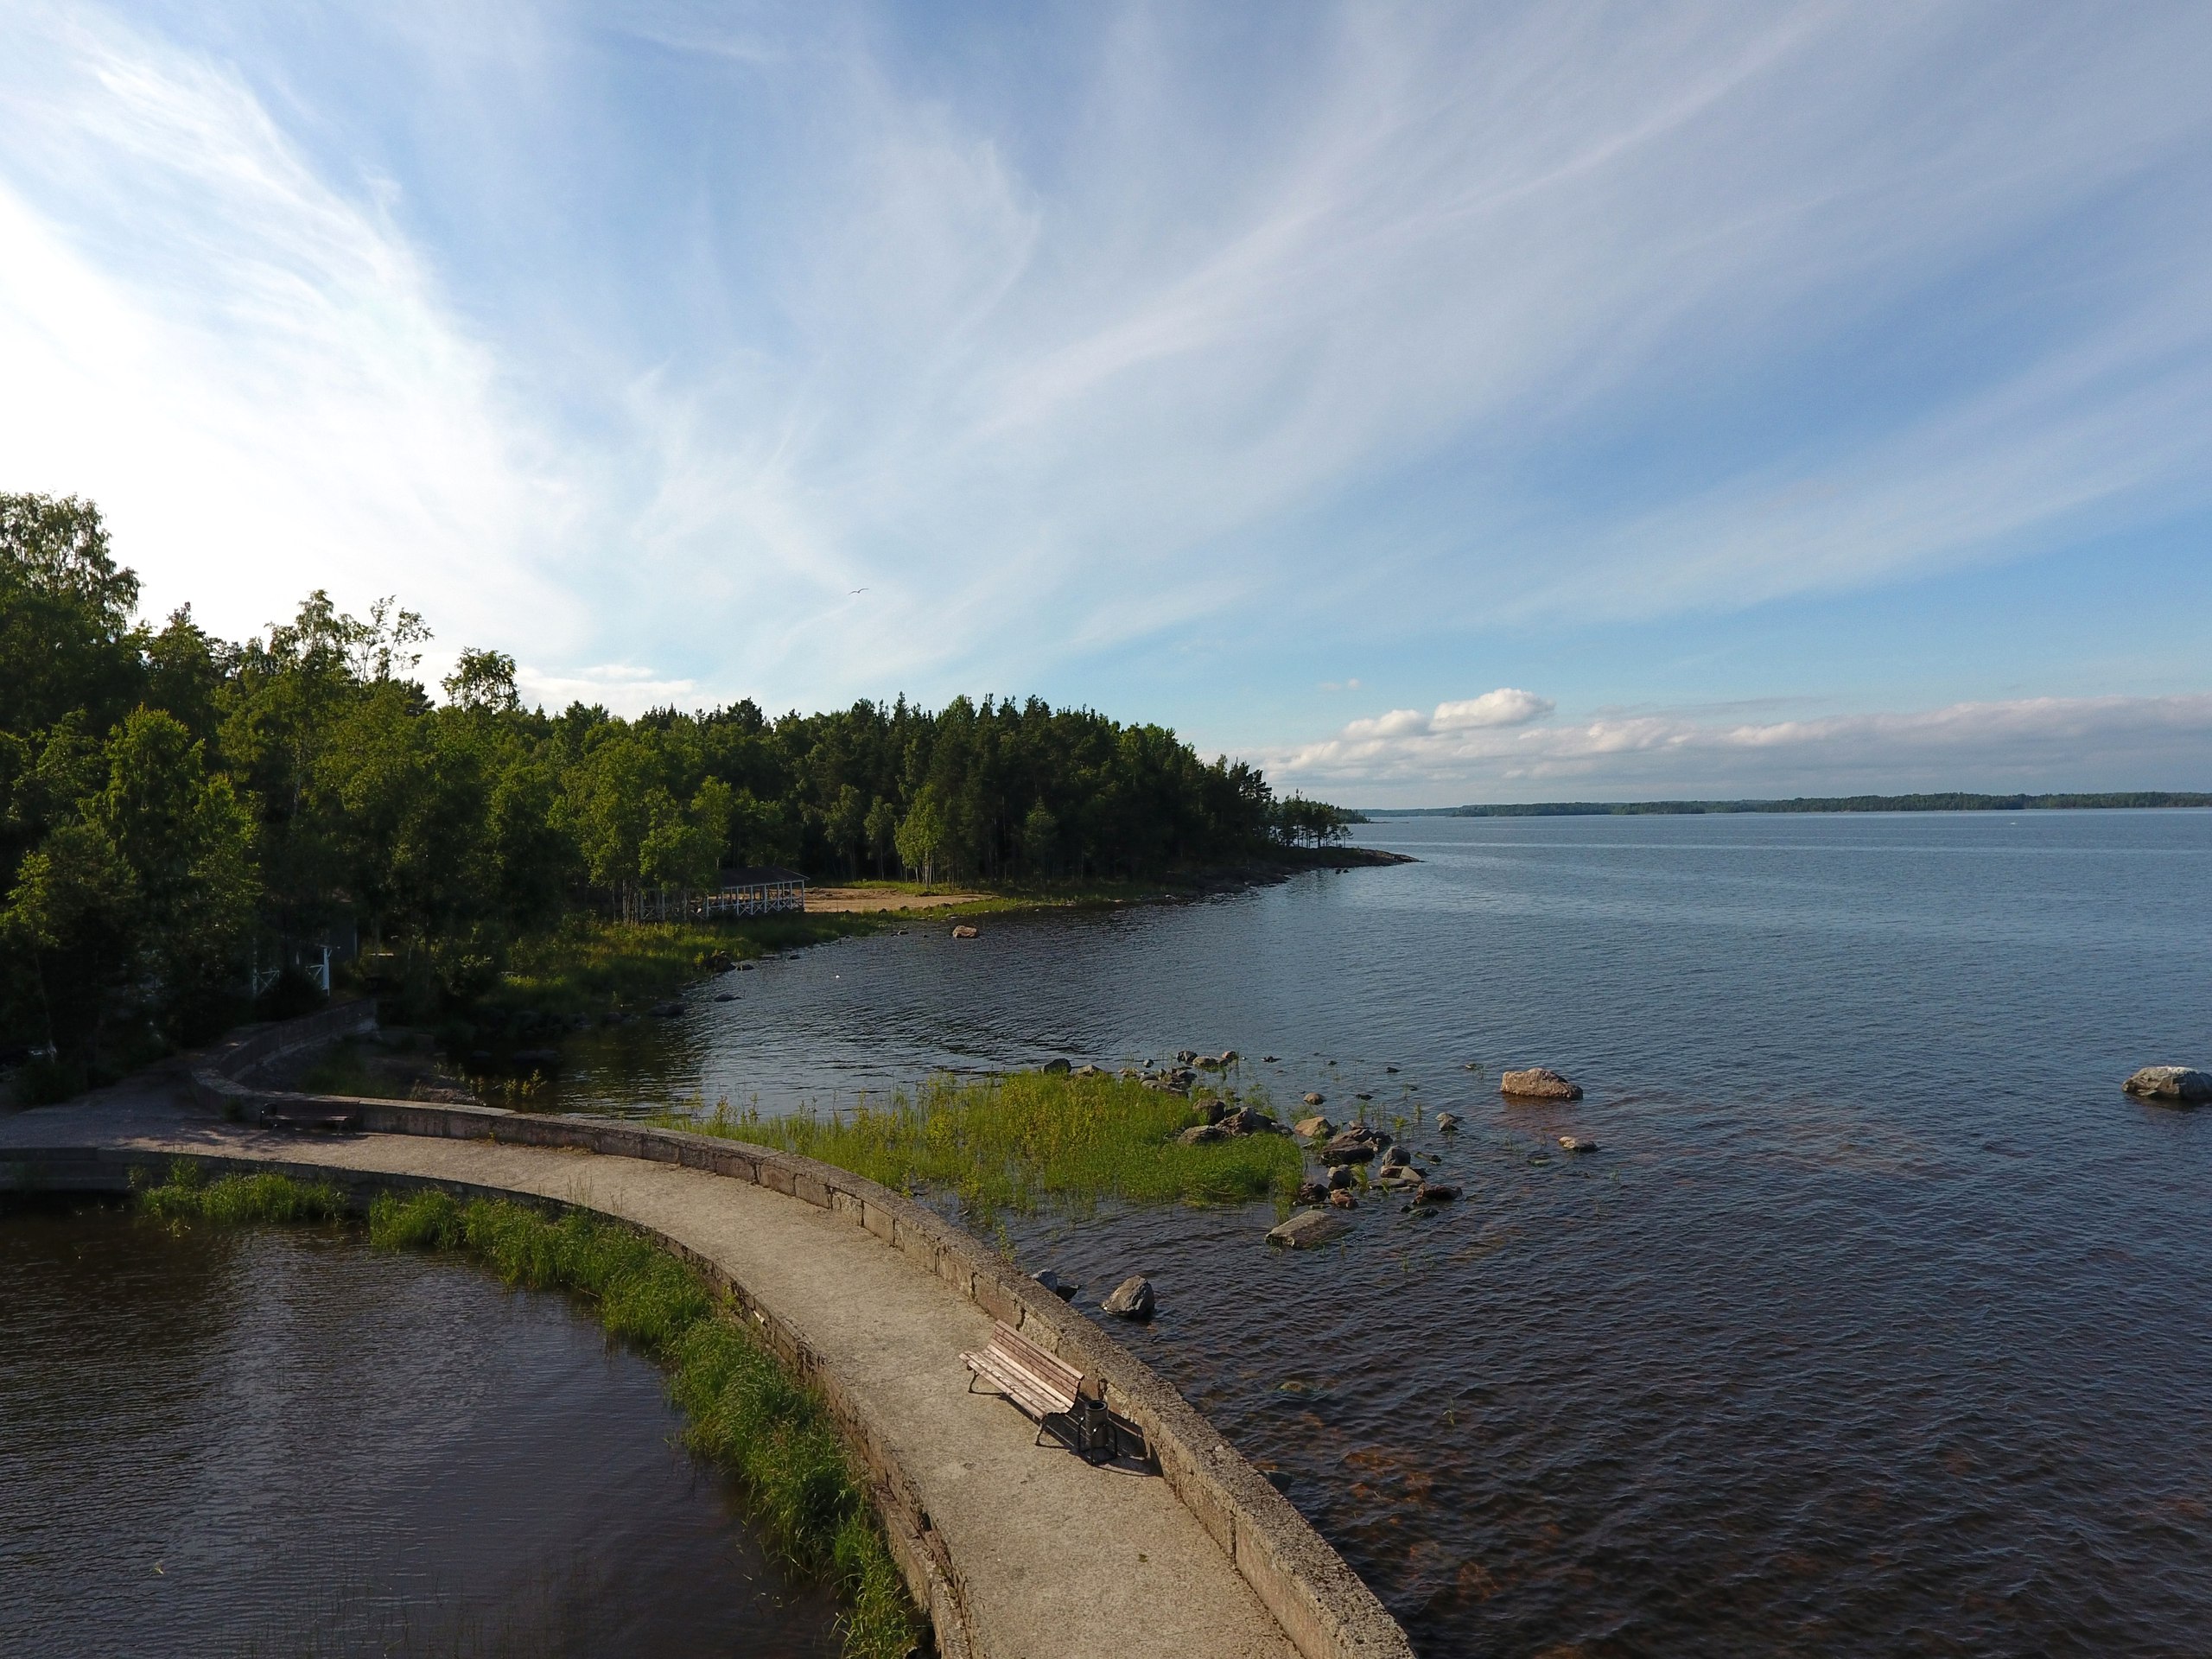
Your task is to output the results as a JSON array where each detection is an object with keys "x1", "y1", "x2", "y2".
[{"x1": 2, "y1": 493, "x2": 1335, "y2": 1079}]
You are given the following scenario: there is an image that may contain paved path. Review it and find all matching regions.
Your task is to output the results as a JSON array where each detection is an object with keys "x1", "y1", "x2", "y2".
[{"x1": 3, "y1": 1079, "x2": 1300, "y2": 1659}]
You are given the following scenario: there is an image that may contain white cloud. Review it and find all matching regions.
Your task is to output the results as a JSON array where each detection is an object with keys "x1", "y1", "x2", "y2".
[
  {"x1": 0, "y1": 5, "x2": 577, "y2": 671},
  {"x1": 1, "y1": 3, "x2": 2209, "y2": 720},
  {"x1": 1273, "y1": 692, "x2": 2212, "y2": 803},
  {"x1": 1432, "y1": 690, "x2": 1554, "y2": 732},
  {"x1": 513, "y1": 663, "x2": 702, "y2": 717}
]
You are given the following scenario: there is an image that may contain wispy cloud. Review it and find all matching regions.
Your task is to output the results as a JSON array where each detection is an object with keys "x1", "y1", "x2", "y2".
[
  {"x1": 2, "y1": 1, "x2": 2209, "y2": 754},
  {"x1": 1275, "y1": 691, "x2": 2212, "y2": 803},
  {"x1": 0, "y1": 3, "x2": 575, "y2": 671}
]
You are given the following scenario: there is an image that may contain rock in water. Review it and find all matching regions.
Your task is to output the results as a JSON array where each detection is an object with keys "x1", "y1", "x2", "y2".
[
  {"x1": 1294, "y1": 1115, "x2": 1334, "y2": 1139},
  {"x1": 1414, "y1": 1182, "x2": 1460, "y2": 1205},
  {"x1": 1032, "y1": 1268, "x2": 1079, "y2": 1300},
  {"x1": 1267, "y1": 1209, "x2": 1351, "y2": 1249},
  {"x1": 1558, "y1": 1135, "x2": 1599, "y2": 1154},
  {"x1": 2123, "y1": 1065, "x2": 2212, "y2": 1103},
  {"x1": 1303, "y1": 1091, "x2": 1327, "y2": 1107},
  {"x1": 1379, "y1": 1143, "x2": 1412, "y2": 1170},
  {"x1": 1043, "y1": 1057, "x2": 1071, "y2": 1075},
  {"x1": 1327, "y1": 1189, "x2": 1358, "y2": 1210},
  {"x1": 1293, "y1": 1179, "x2": 1330, "y2": 1204},
  {"x1": 1433, "y1": 1111, "x2": 1461, "y2": 1131},
  {"x1": 1500, "y1": 1066, "x2": 1582, "y2": 1101},
  {"x1": 1325, "y1": 1164, "x2": 1356, "y2": 1191},
  {"x1": 1102, "y1": 1275, "x2": 1155, "y2": 1319},
  {"x1": 950, "y1": 924, "x2": 980, "y2": 939},
  {"x1": 1320, "y1": 1128, "x2": 1382, "y2": 1165}
]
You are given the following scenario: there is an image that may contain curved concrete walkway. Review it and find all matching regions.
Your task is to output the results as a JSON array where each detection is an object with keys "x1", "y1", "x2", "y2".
[{"x1": 3, "y1": 1074, "x2": 1303, "y2": 1659}]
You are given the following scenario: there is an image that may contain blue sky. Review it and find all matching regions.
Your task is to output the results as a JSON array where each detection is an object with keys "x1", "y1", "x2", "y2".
[{"x1": 3, "y1": 2, "x2": 2209, "y2": 804}]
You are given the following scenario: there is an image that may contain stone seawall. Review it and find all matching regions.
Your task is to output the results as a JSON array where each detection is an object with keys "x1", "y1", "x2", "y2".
[{"x1": 155, "y1": 1010, "x2": 1414, "y2": 1659}]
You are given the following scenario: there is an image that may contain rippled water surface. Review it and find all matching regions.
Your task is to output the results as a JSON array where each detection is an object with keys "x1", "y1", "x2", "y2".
[
  {"x1": 559, "y1": 810, "x2": 2212, "y2": 1656},
  {"x1": 0, "y1": 1210, "x2": 837, "y2": 1658}
]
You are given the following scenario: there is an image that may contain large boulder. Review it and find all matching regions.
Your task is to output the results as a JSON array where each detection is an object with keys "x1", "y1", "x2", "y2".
[
  {"x1": 1500, "y1": 1066, "x2": 1582, "y2": 1101},
  {"x1": 2123, "y1": 1065, "x2": 2212, "y2": 1104},
  {"x1": 1319, "y1": 1127, "x2": 1383, "y2": 1165},
  {"x1": 1267, "y1": 1209, "x2": 1351, "y2": 1249},
  {"x1": 1101, "y1": 1275, "x2": 1155, "y2": 1319}
]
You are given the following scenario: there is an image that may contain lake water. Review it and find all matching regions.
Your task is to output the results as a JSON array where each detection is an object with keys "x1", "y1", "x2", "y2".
[
  {"x1": 0, "y1": 1206, "x2": 838, "y2": 1658},
  {"x1": 557, "y1": 810, "x2": 2212, "y2": 1656}
]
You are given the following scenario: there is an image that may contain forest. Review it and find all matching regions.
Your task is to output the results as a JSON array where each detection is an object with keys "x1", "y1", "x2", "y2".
[{"x1": 1, "y1": 494, "x2": 1353, "y2": 1086}]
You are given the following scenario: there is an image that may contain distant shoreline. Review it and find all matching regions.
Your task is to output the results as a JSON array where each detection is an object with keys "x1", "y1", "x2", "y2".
[{"x1": 1360, "y1": 791, "x2": 2212, "y2": 819}]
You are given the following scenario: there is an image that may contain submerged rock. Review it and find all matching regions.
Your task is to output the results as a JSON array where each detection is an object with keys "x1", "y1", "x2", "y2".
[
  {"x1": 1267, "y1": 1209, "x2": 1351, "y2": 1249},
  {"x1": 950, "y1": 924, "x2": 980, "y2": 939},
  {"x1": 1558, "y1": 1135, "x2": 1599, "y2": 1154},
  {"x1": 2123, "y1": 1065, "x2": 2212, "y2": 1103},
  {"x1": 1101, "y1": 1276, "x2": 1155, "y2": 1319},
  {"x1": 1414, "y1": 1182, "x2": 1461, "y2": 1205},
  {"x1": 1303, "y1": 1090, "x2": 1326, "y2": 1107},
  {"x1": 1500, "y1": 1066, "x2": 1582, "y2": 1101},
  {"x1": 1032, "y1": 1268, "x2": 1080, "y2": 1300},
  {"x1": 1433, "y1": 1111, "x2": 1461, "y2": 1131}
]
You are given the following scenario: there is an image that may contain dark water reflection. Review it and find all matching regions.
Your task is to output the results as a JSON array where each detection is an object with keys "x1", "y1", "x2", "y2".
[
  {"x1": 555, "y1": 810, "x2": 2212, "y2": 1656},
  {"x1": 0, "y1": 1207, "x2": 837, "y2": 1658}
]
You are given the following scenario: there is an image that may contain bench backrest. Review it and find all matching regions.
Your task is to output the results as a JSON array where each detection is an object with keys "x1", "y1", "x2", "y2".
[{"x1": 988, "y1": 1320, "x2": 1084, "y2": 1399}]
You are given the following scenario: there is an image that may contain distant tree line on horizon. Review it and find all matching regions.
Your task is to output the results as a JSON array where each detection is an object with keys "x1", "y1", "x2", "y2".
[
  {"x1": 1366, "y1": 792, "x2": 2212, "y2": 817},
  {"x1": 1, "y1": 493, "x2": 1351, "y2": 1084}
]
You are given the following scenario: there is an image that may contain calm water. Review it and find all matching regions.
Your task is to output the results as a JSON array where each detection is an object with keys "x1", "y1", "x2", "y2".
[
  {"x1": 558, "y1": 810, "x2": 2212, "y2": 1656},
  {"x1": 0, "y1": 1207, "x2": 838, "y2": 1658}
]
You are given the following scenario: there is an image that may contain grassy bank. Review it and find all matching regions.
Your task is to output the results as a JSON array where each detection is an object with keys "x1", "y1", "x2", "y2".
[
  {"x1": 136, "y1": 1166, "x2": 921, "y2": 1659},
  {"x1": 675, "y1": 1071, "x2": 1306, "y2": 1219},
  {"x1": 488, "y1": 912, "x2": 885, "y2": 1018},
  {"x1": 140, "y1": 1162, "x2": 348, "y2": 1224}
]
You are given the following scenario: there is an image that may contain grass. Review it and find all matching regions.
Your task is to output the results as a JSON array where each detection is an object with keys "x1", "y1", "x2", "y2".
[
  {"x1": 130, "y1": 1162, "x2": 918, "y2": 1659},
  {"x1": 492, "y1": 913, "x2": 883, "y2": 1018},
  {"x1": 672, "y1": 1070, "x2": 1307, "y2": 1219},
  {"x1": 139, "y1": 1161, "x2": 349, "y2": 1224}
]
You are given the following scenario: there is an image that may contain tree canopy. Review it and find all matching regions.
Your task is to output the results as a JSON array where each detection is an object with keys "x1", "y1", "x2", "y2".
[{"x1": 2, "y1": 493, "x2": 1343, "y2": 1079}]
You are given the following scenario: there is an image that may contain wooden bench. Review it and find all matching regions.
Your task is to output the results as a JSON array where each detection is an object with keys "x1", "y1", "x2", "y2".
[
  {"x1": 962, "y1": 1321, "x2": 1155, "y2": 1469},
  {"x1": 963, "y1": 1320, "x2": 1083, "y2": 1437}
]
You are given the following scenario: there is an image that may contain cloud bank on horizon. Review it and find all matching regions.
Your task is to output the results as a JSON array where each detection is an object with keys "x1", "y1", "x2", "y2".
[
  {"x1": 2, "y1": 1, "x2": 2209, "y2": 803},
  {"x1": 1272, "y1": 688, "x2": 2212, "y2": 802}
]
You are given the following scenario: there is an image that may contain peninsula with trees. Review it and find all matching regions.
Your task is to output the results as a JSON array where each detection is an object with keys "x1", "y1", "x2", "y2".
[{"x1": 1, "y1": 493, "x2": 1367, "y2": 1096}]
